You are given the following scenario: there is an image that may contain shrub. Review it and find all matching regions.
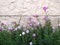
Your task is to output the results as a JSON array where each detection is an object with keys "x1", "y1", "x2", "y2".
[{"x1": 0, "y1": 17, "x2": 60, "y2": 45}]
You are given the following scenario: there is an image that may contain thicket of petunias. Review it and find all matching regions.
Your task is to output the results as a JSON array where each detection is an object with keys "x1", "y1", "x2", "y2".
[
  {"x1": 0, "y1": 6, "x2": 60, "y2": 45},
  {"x1": 0, "y1": 15, "x2": 60, "y2": 45}
]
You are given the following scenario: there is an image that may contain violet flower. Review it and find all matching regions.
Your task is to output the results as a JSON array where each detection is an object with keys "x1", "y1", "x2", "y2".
[
  {"x1": 26, "y1": 30, "x2": 29, "y2": 33},
  {"x1": 0, "y1": 27, "x2": 4, "y2": 30},
  {"x1": 35, "y1": 22, "x2": 40, "y2": 26},
  {"x1": 29, "y1": 17, "x2": 32, "y2": 21},
  {"x1": 1, "y1": 23, "x2": 5, "y2": 25},
  {"x1": 14, "y1": 28, "x2": 18, "y2": 31},
  {"x1": 7, "y1": 27, "x2": 12, "y2": 30},
  {"x1": 0, "y1": 27, "x2": 2, "y2": 30},
  {"x1": 29, "y1": 20, "x2": 36, "y2": 25},
  {"x1": 43, "y1": 6, "x2": 47, "y2": 11},
  {"x1": 29, "y1": 23, "x2": 33, "y2": 26},
  {"x1": 29, "y1": 21, "x2": 34, "y2": 26},
  {"x1": 32, "y1": 33, "x2": 36, "y2": 37},
  {"x1": 1, "y1": 21, "x2": 7, "y2": 25},
  {"x1": 43, "y1": 15, "x2": 48, "y2": 20}
]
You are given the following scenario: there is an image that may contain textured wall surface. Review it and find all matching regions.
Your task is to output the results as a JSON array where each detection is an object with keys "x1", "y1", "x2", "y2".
[
  {"x1": 0, "y1": 0, "x2": 60, "y2": 26},
  {"x1": 0, "y1": 0, "x2": 60, "y2": 15}
]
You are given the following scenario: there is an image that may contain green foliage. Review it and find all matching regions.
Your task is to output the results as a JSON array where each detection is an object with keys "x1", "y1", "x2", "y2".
[
  {"x1": 0, "y1": 30, "x2": 11, "y2": 45},
  {"x1": 0, "y1": 19, "x2": 60, "y2": 45},
  {"x1": 43, "y1": 19, "x2": 53, "y2": 45}
]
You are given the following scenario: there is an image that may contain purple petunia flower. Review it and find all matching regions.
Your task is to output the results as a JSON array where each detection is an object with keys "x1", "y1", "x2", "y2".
[
  {"x1": 1, "y1": 23, "x2": 5, "y2": 25},
  {"x1": 43, "y1": 6, "x2": 47, "y2": 11},
  {"x1": 29, "y1": 17, "x2": 32, "y2": 21},
  {"x1": 0, "y1": 27, "x2": 4, "y2": 30},
  {"x1": 43, "y1": 15, "x2": 48, "y2": 20},
  {"x1": 29, "y1": 23, "x2": 33, "y2": 26},
  {"x1": 30, "y1": 19, "x2": 36, "y2": 24},
  {"x1": 29, "y1": 21, "x2": 34, "y2": 26},
  {"x1": 1, "y1": 21, "x2": 7, "y2": 25},
  {"x1": 14, "y1": 28, "x2": 18, "y2": 31},
  {"x1": 7, "y1": 27, "x2": 12, "y2": 30},
  {"x1": 26, "y1": 30, "x2": 29, "y2": 33},
  {"x1": 35, "y1": 22, "x2": 40, "y2": 26},
  {"x1": 32, "y1": 33, "x2": 36, "y2": 37}
]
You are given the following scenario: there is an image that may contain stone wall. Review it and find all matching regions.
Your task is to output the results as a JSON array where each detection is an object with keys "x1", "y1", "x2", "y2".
[{"x1": 0, "y1": 0, "x2": 60, "y2": 26}]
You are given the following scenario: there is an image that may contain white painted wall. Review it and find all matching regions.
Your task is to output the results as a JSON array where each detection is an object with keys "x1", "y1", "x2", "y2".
[
  {"x1": 0, "y1": 0, "x2": 60, "y2": 26},
  {"x1": 0, "y1": 0, "x2": 60, "y2": 15}
]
